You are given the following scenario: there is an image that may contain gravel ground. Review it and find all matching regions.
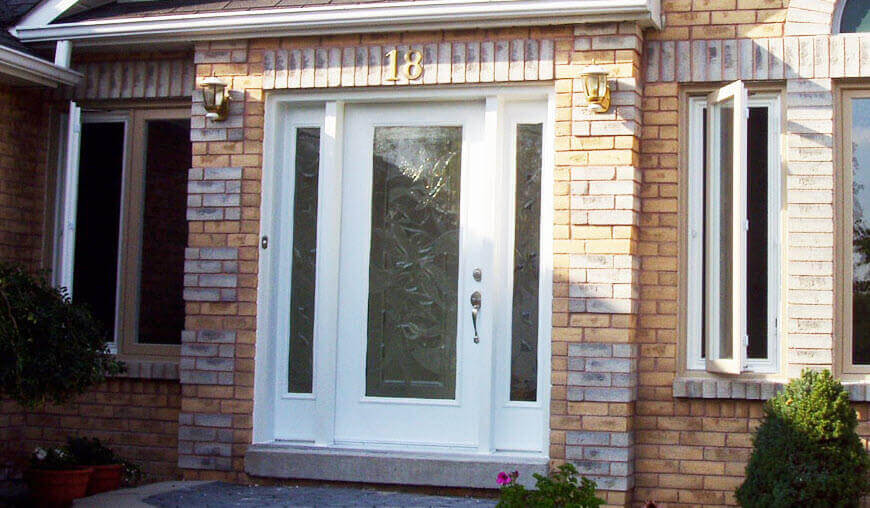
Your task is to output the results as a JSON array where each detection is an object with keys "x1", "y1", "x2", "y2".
[{"x1": 144, "y1": 482, "x2": 499, "y2": 508}]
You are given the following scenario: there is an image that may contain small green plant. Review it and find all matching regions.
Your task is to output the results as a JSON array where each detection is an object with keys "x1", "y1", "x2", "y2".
[
  {"x1": 0, "y1": 263, "x2": 124, "y2": 407},
  {"x1": 735, "y1": 369, "x2": 870, "y2": 508},
  {"x1": 497, "y1": 463, "x2": 605, "y2": 508},
  {"x1": 30, "y1": 446, "x2": 76, "y2": 471},
  {"x1": 66, "y1": 437, "x2": 121, "y2": 466}
]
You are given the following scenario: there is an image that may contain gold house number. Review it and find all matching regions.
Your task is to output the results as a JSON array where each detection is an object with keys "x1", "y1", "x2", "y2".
[{"x1": 385, "y1": 49, "x2": 424, "y2": 81}]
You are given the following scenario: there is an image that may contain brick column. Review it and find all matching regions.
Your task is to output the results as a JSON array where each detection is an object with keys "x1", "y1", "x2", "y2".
[
  {"x1": 179, "y1": 40, "x2": 261, "y2": 480},
  {"x1": 551, "y1": 22, "x2": 644, "y2": 507}
]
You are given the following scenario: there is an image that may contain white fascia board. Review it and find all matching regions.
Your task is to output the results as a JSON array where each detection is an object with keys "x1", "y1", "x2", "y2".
[
  {"x1": 0, "y1": 44, "x2": 83, "y2": 87},
  {"x1": 13, "y1": 0, "x2": 663, "y2": 46}
]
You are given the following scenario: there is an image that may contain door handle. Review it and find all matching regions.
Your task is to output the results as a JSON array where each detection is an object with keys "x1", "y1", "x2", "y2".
[{"x1": 470, "y1": 291, "x2": 482, "y2": 344}]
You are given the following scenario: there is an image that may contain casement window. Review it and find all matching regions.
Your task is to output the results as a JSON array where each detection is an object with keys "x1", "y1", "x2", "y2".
[
  {"x1": 53, "y1": 104, "x2": 190, "y2": 359},
  {"x1": 841, "y1": 89, "x2": 870, "y2": 373},
  {"x1": 686, "y1": 81, "x2": 782, "y2": 374}
]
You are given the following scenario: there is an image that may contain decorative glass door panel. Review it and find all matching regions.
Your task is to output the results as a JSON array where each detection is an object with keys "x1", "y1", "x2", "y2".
[
  {"x1": 367, "y1": 126, "x2": 462, "y2": 400},
  {"x1": 335, "y1": 101, "x2": 489, "y2": 449}
]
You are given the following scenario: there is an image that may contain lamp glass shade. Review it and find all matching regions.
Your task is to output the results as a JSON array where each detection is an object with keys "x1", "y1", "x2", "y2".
[
  {"x1": 202, "y1": 86, "x2": 216, "y2": 110},
  {"x1": 584, "y1": 73, "x2": 606, "y2": 101},
  {"x1": 596, "y1": 74, "x2": 608, "y2": 98}
]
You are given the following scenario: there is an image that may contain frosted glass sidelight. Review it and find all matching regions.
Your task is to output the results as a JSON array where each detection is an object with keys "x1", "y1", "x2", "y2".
[
  {"x1": 366, "y1": 126, "x2": 462, "y2": 399},
  {"x1": 510, "y1": 124, "x2": 542, "y2": 402},
  {"x1": 288, "y1": 127, "x2": 321, "y2": 393}
]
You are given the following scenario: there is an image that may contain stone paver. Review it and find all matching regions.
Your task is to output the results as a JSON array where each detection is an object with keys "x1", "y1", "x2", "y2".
[{"x1": 143, "y1": 482, "x2": 498, "y2": 507}]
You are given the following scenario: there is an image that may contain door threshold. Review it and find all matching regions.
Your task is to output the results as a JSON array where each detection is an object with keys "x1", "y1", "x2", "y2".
[{"x1": 245, "y1": 443, "x2": 548, "y2": 489}]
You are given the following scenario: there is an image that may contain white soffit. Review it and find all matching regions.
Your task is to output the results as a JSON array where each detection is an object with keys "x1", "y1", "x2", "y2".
[
  {"x1": 12, "y1": 0, "x2": 663, "y2": 46},
  {"x1": 0, "y1": 45, "x2": 82, "y2": 87}
]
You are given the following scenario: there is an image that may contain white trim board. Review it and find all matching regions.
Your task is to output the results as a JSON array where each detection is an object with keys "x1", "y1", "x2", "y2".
[
  {"x1": 12, "y1": 0, "x2": 662, "y2": 46},
  {"x1": 0, "y1": 44, "x2": 82, "y2": 87}
]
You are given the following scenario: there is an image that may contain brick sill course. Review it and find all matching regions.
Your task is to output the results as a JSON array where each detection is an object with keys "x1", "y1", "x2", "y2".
[
  {"x1": 674, "y1": 377, "x2": 870, "y2": 402},
  {"x1": 112, "y1": 359, "x2": 179, "y2": 381}
]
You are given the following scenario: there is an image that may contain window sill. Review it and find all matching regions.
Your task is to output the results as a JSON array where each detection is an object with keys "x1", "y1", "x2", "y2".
[
  {"x1": 111, "y1": 359, "x2": 179, "y2": 381},
  {"x1": 675, "y1": 378, "x2": 870, "y2": 402},
  {"x1": 841, "y1": 383, "x2": 870, "y2": 402},
  {"x1": 673, "y1": 377, "x2": 786, "y2": 400}
]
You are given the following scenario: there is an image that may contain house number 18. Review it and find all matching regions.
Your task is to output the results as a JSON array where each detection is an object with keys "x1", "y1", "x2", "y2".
[{"x1": 385, "y1": 49, "x2": 424, "y2": 81}]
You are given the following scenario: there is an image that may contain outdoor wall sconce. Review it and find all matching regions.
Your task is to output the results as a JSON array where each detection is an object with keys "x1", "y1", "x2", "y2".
[
  {"x1": 580, "y1": 65, "x2": 611, "y2": 113},
  {"x1": 201, "y1": 76, "x2": 230, "y2": 121}
]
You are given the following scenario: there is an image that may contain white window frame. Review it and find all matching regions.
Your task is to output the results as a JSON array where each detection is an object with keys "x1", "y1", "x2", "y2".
[
  {"x1": 686, "y1": 87, "x2": 781, "y2": 374},
  {"x1": 54, "y1": 108, "x2": 130, "y2": 353}
]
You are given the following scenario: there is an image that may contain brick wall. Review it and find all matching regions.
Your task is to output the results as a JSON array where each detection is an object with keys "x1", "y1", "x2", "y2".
[
  {"x1": 653, "y1": 0, "x2": 787, "y2": 41},
  {"x1": 0, "y1": 84, "x2": 49, "y2": 269},
  {"x1": 9, "y1": 379, "x2": 181, "y2": 481}
]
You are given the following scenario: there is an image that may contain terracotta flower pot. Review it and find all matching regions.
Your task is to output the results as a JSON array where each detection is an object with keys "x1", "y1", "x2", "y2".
[
  {"x1": 86, "y1": 464, "x2": 123, "y2": 495},
  {"x1": 26, "y1": 467, "x2": 93, "y2": 508}
]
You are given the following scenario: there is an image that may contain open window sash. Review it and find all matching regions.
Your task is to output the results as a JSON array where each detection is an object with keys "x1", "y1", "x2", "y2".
[
  {"x1": 56, "y1": 101, "x2": 82, "y2": 295},
  {"x1": 704, "y1": 81, "x2": 747, "y2": 375}
]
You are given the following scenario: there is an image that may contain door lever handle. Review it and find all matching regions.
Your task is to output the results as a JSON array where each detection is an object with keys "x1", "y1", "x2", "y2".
[{"x1": 470, "y1": 291, "x2": 482, "y2": 344}]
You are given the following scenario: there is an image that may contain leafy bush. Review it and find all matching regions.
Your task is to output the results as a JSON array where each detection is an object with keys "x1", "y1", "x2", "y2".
[
  {"x1": 497, "y1": 463, "x2": 605, "y2": 508},
  {"x1": 0, "y1": 263, "x2": 124, "y2": 407},
  {"x1": 67, "y1": 437, "x2": 120, "y2": 466},
  {"x1": 735, "y1": 369, "x2": 870, "y2": 507}
]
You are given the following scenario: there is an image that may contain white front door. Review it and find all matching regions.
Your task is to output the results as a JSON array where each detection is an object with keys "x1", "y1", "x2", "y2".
[
  {"x1": 255, "y1": 89, "x2": 552, "y2": 457},
  {"x1": 334, "y1": 101, "x2": 491, "y2": 450}
]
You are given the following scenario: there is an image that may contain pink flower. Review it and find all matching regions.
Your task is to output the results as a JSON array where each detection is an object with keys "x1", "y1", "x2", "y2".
[{"x1": 497, "y1": 471, "x2": 512, "y2": 486}]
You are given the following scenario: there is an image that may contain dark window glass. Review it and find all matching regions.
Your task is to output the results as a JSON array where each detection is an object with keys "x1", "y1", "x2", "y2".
[
  {"x1": 702, "y1": 108, "x2": 707, "y2": 359},
  {"x1": 510, "y1": 124, "x2": 543, "y2": 402},
  {"x1": 851, "y1": 98, "x2": 870, "y2": 364},
  {"x1": 841, "y1": 0, "x2": 870, "y2": 33},
  {"x1": 73, "y1": 122, "x2": 125, "y2": 338},
  {"x1": 288, "y1": 127, "x2": 321, "y2": 393},
  {"x1": 137, "y1": 119, "x2": 191, "y2": 345},
  {"x1": 747, "y1": 107, "x2": 769, "y2": 359}
]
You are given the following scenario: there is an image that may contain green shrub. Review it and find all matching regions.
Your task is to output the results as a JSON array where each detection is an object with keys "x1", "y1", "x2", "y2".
[
  {"x1": 735, "y1": 369, "x2": 870, "y2": 508},
  {"x1": 0, "y1": 263, "x2": 124, "y2": 407},
  {"x1": 497, "y1": 463, "x2": 605, "y2": 508}
]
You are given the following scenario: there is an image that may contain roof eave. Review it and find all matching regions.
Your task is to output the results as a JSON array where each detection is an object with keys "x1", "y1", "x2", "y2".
[
  {"x1": 11, "y1": 0, "x2": 663, "y2": 47},
  {"x1": 0, "y1": 44, "x2": 82, "y2": 86}
]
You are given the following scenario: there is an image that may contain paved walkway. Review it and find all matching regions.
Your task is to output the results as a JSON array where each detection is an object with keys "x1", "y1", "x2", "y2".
[{"x1": 73, "y1": 481, "x2": 498, "y2": 507}]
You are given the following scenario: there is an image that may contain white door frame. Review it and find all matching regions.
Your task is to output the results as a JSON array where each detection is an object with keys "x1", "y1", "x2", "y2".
[{"x1": 254, "y1": 85, "x2": 554, "y2": 458}]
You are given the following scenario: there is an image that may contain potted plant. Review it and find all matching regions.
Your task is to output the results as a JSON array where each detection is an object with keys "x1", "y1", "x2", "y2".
[
  {"x1": 27, "y1": 446, "x2": 93, "y2": 508},
  {"x1": 66, "y1": 437, "x2": 124, "y2": 495}
]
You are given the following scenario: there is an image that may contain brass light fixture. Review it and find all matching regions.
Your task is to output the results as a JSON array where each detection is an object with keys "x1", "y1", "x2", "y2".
[
  {"x1": 201, "y1": 76, "x2": 230, "y2": 122},
  {"x1": 580, "y1": 65, "x2": 611, "y2": 113}
]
